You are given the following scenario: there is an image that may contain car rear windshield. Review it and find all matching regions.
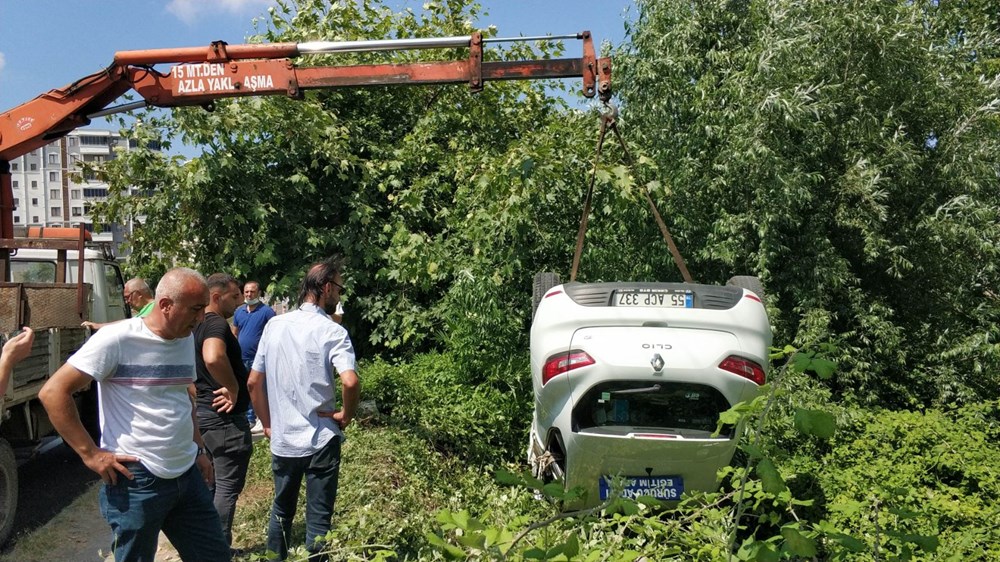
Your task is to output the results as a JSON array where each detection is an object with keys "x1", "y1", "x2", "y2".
[{"x1": 572, "y1": 381, "x2": 734, "y2": 438}]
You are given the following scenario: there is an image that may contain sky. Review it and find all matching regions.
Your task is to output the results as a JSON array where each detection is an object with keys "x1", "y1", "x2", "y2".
[{"x1": 0, "y1": 0, "x2": 634, "y2": 115}]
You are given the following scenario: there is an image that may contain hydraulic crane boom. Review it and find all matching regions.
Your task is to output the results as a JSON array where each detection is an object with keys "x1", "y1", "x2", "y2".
[{"x1": 0, "y1": 31, "x2": 612, "y2": 277}]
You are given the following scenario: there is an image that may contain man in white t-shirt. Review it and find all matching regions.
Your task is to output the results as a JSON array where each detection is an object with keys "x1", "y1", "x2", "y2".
[{"x1": 40, "y1": 267, "x2": 231, "y2": 562}]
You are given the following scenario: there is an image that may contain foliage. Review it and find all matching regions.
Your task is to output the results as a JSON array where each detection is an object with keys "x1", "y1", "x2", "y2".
[
  {"x1": 422, "y1": 347, "x2": 1000, "y2": 561},
  {"x1": 615, "y1": 0, "x2": 1000, "y2": 407},
  {"x1": 361, "y1": 351, "x2": 531, "y2": 464}
]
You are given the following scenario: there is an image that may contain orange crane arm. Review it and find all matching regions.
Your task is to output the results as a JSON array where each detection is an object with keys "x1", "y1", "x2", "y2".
[{"x1": 0, "y1": 31, "x2": 611, "y2": 244}]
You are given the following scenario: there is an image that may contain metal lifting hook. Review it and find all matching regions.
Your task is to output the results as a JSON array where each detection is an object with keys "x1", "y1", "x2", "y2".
[{"x1": 600, "y1": 100, "x2": 618, "y2": 128}]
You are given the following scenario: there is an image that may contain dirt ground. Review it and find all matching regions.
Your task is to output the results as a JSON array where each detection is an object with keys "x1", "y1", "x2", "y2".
[{"x1": 0, "y1": 483, "x2": 183, "y2": 562}]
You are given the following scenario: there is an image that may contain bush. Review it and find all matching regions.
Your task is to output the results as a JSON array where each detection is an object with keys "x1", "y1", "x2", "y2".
[{"x1": 361, "y1": 352, "x2": 532, "y2": 464}]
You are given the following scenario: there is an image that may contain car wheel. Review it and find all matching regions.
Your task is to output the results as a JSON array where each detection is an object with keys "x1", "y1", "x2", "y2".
[
  {"x1": 0, "y1": 439, "x2": 18, "y2": 546},
  {"x1": 726, "y1": 275, "x2": 766, "y2": 305},
  {"x1": 532, "y1": 272, "x2": 561, "y2": 319}
]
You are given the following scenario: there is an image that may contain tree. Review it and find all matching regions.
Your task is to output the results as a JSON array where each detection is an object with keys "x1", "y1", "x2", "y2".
[
  {"x1": 97, "y1": 0, "x2": 654, "y2": 363},
  {"x1": 615, "y1": 0, "x2": 1000, "y2": 406}
]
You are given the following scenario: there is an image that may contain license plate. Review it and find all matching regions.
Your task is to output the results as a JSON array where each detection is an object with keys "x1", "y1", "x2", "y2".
[
  {"x1": 599, "y1": 475, "x2": 684, "y2": 501},
  {"x1": 615, "y1": 291, "x2": 692, "y2": 308}
]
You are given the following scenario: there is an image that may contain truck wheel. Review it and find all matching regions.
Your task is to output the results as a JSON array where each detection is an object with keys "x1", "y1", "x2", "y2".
[
  {"x1": 726, "y1": 275, "x2": 766, "y2": 306},
  {"x1": 0, "y1": 439, "x2": 18, "y2": 546},
  {"x1": 532, "y1": 272, "x2": 561, "y2": 319}
]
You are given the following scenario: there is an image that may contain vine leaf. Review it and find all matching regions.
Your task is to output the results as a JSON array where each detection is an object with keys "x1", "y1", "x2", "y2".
[{"x1": 794, "y1": 408, "x2": 837, "y2": 439}]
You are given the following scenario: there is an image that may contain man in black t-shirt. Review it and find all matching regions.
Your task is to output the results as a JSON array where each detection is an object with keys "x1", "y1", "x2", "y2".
[{"x1": 193, "y1": 272, "x2": 252, "y2": 551}]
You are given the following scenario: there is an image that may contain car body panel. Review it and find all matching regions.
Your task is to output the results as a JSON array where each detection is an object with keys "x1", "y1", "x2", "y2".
[{"x1": 529, "y1": 280, "x2": 771, "y2": 509}]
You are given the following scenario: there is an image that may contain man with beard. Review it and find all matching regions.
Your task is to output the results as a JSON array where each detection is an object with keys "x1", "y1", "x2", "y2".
[
  {"x1": 247, "y1": 257, "x2": 359, "y2": 561},
  {"x1": 193, "y1": 273, "x2": 253, "y2": 553}
]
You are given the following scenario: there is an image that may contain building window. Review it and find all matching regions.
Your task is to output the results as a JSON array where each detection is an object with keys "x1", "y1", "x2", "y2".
[
  {"x1": 13, "y1": 216, "x2": 20, "y2": 224},
  {"x1": 31, "y1": 198, "x2": 38, "y2": 206},
  {"x1": 83, "y1": 188, "x2": 109, "y2": 198},
  {"x1": 13, "y1": 198, "x2": 18, "y2": 208},
  {"x1": 48, "y1": 154, "x2": 58, "y2": 164},
  {"x1": 71, "y1": 189, "x2": 81, "y2": 199},
  {"x1": 10, "y1": 163, "x2": 17, "y2": 171},
  {"x1": 50, "y1": 189, "x2": 59, "y2": 199},
  {"x1": 49, "y1": 172, "x2": 58, "y2": 182},
  {"x1": 29, "y1": 163, "x2": 37, "y2": 171},
  {"x1": 50, "y1": 207, "x2": 61, "y2": 217},
  {"x1": 80, "y1": 136, "x2": 108, "y2": 146},
  {"x1": 31, "y1": 181, "x2": 38, "y2": 188},
  {"x1": 72, "y1": 207, "x2": 83, "y2": 217},
  {"x1": 69, "y1": 137, "x2": 77, "y2": 147},
  {"x1": 11, "y1": 181, "x2": 17, "y2": 188},
  {"x1": 83, "y1": 154, "x2": 106, "y2": 163},
  {"x1": 32, "y1": 216, "x2": 38, "y2": 223}
]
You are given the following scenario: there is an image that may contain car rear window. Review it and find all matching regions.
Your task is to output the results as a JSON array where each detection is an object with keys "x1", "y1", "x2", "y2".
[{"x1": 573, "y1": 381, "x2": 734, "y2": 438}]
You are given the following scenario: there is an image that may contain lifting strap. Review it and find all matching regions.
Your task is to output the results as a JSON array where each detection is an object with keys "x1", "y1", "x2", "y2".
[{"x1": 570, "y1": 105, "x2": 693, "y2": 283}]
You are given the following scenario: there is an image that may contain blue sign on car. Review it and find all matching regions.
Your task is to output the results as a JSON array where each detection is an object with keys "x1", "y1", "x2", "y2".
[{"x1": 599, "y1": 475, "x2": 684, "y2": 501}]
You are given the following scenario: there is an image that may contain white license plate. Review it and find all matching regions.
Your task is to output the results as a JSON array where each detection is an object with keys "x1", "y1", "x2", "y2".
[
  {"x1": 615, "y1": 291, "x2": 692, "y2": 308},
  {"x1": 599, "y1": 475, "x2": 684, "y2": 500}
]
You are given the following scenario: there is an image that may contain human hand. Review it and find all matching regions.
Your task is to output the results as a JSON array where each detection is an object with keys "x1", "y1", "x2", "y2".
[
  {"x1": 83, "y1": 448, "x2": 138, "y2": 485},
  {"x1": 319, "y1": 409, "x2": 352, "y2": 430},
  {"x1": 212, "y1": 387, "x2": 234, "y2": 413},
  {"x1": 1, "y1": 327, "x2": 34, "y2": 366},
  {"x1": 196, "y1": 450, "x2": 214, "y2": 487},
  {"x1": 81, "y1": 321, "x2": 98, "y2": 331}
]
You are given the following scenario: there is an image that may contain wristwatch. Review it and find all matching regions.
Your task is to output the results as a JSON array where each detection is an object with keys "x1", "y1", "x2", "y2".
[{"x1": 196, "y1": 446, "x2": 207, "y2": 457}]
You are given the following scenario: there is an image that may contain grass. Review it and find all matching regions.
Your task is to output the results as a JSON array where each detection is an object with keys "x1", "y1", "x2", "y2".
[{"x1": 230, "y1": 424, "x2": 538, "y2": 561}]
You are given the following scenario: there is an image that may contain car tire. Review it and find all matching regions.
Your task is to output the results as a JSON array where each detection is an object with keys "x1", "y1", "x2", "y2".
[
  {"x1": 532, "y1": 272, "x2": 561, "y2": 319},
  {"x1": 0, "y1": 438, "x2": 18, "y2": 546},
  {"x1": 726, "y1": 275, "x2": 766, "y2": 305}
]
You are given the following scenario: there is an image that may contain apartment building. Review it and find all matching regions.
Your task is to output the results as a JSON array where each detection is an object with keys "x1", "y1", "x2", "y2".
[{"x1": 5, "y1": 129, "x2": 153, "y2": 256}]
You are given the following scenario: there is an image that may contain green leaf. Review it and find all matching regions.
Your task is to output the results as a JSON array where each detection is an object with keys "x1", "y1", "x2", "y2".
[
  {"x1": 424, "y1": 532, "x2": 466, "y2": 559},
  {"x1": 756, "y1": 457, "x2": 787, "y2": 493},
  {"x1": 793, "y1": 408, "x2": 837, "y2": 439},
  {"x1": 563, "y1": 532, "x2": 580, "y2": 558},
  {"x1": 811, "y1": 358, "x2": 838, "y2": 379},
  {"x1": 781, "y1": 527, "x2": 817, "y2": 557},
  {"x1": 494, "y1": 469, "x2": 522, "y2": 486}
]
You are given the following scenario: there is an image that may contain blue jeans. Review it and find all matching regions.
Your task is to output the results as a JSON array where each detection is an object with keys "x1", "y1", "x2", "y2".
[
  {"x1": 267, "y1": 436, "x2": 342, "y2": 561},
  {"x1": 243, "y1": 359, "x2": 257, "y2": 424},
  {"x1": 100, "y1": 462, "x2": 231, "y2": 562}
]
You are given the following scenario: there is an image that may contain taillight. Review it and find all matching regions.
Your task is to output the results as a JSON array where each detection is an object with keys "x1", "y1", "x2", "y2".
[
  {"x1": 719, "y1": 355, "x2": 766, "y2": 385},
  {"x1": 542, "y1": 350, "x2": 595, "y2": 385}
]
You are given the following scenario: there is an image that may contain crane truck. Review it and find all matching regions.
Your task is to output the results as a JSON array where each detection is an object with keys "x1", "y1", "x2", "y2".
[{"x1": 0, "y1": 30, "x2": 611, "y2": 544}]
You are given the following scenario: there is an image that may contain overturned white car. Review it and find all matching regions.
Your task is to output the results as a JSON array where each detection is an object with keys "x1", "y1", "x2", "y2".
[{"x1": 528, "y1": 274, "x2": 772, "y2": 508}]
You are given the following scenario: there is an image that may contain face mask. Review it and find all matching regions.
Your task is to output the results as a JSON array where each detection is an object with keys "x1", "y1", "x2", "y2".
[{"x1": 246, "y1": 297, "x2": 261, "y2": 305}]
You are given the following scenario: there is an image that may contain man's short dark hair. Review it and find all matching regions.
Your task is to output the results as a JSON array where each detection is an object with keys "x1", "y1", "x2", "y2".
[
  {"x1": 206, "y1": 272, "x2": 238, "y2": 293},
  {"x1": 244, "y1": 280, "x2": 264, "y2": 296},
  {"x1": 298, "y1": 256, "x2": 344, "y2": 306}
]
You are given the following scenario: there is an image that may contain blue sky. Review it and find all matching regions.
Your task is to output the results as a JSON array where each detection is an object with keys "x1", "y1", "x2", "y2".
[{"x1": 0, "y1": 0, "x2": 634, "y2": 112}]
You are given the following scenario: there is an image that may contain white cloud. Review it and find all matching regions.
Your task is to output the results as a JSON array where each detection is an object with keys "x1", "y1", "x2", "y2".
[{"x1": 166, "y1": 0, "x2": 274, "y2": 25}]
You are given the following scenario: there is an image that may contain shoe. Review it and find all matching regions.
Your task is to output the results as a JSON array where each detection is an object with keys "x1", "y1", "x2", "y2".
[{"x1": 250, "y1": 419, "x2": 264, "y2": 435}]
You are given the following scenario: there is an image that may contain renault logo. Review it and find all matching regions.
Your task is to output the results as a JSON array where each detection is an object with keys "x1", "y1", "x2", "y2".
[{"x1": 650, "y1": 353, "x2": 665, "y2": 373}]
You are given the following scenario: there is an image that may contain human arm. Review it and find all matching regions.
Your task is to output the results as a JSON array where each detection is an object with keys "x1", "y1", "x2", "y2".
[
  {"x1": 326, "y1": 369, "x2": 359, "y2": 430},
  {"x1": 201, "y1": 336, "x2": 238, "y2": 413},
  {"x1": 187, "y1": 385, "x2": 213, "y2": 487},
  {"x1": 39, "y1": 363, "x2": 138, "y2": 484},
  {"x1": 0, "y1": 328, "x2": 34, "y2": 396},
  {"x1": 247, "y1": 368, "x2": 270, "y2": 438}
]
